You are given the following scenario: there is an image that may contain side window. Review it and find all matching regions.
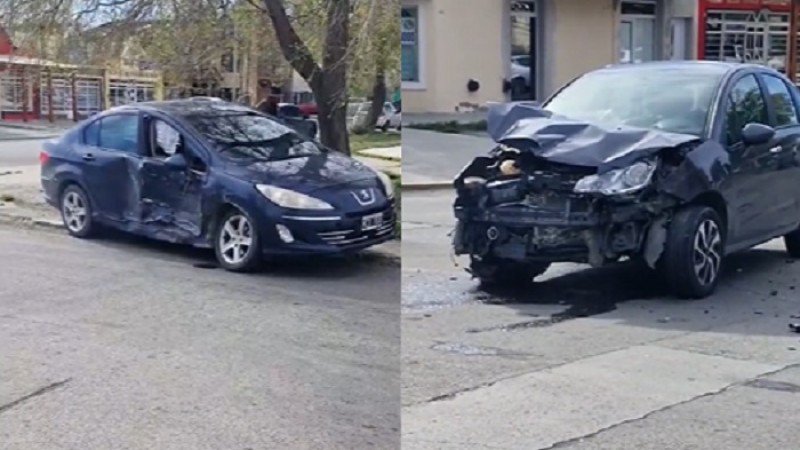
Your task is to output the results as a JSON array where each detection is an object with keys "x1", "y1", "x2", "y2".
[
  {"x1": 151, "y1": 119, "x2": 183, "y2": 159},
  {"x1": 83, "y1": 119, "x2": 100, "y2": 146},
  {"x1": 98, "y1": 114, "x2": 140, "y2": 154},
  {"x1": 725, "y1": 75, "x2": 768, "y2": 146},
  {"x1": 761, "y1": 74, "x2": 800, "y2": 127}
]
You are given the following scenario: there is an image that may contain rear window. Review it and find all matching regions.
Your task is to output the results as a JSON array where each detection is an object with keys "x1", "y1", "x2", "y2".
[{"x1": 183, "y1": 112, "x2": 323, "y2": 162}]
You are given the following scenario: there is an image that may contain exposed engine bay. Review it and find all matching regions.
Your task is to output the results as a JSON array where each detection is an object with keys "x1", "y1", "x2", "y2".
[{"x1": 452, "y1": 102, "x2": 727, "y2": 270}]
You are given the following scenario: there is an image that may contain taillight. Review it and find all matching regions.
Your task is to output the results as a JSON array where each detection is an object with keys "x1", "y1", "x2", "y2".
[{"x1": 39, "y1": 151, "x2": 50, "y2": 165}]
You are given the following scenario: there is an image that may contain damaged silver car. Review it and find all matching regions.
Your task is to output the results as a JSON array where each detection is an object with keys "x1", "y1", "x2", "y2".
[{"x1": 453, "y1": 61, "x2": 800, "y2": 298}]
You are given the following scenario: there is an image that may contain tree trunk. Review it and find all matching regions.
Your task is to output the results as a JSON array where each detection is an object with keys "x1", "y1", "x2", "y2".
[
  {"x1": 261, "y1": 0, "x2": 351, "y2": 155},
  {"x1": 364, "y1": 63, "x2": 387, "y2": 130}
]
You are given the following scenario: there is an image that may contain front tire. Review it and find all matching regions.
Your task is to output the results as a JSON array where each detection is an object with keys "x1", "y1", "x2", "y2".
[
  {"x1": 60, "y1": 184, "x2": 96, "y2": 238},
  {"x1": 470, "y1": 257, "x2": 550, "y2": 288},
  {"x1": 214, "y1": 209, "x2": 262, "y2": 272},
  {"x1": 659, "y1": 206, "x2": 725, "y2": 299}
]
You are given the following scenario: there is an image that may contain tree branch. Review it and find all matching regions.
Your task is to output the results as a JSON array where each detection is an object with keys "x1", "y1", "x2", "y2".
[{"x1": 261, "y1": 0, "x2": 322, "y2": 89}]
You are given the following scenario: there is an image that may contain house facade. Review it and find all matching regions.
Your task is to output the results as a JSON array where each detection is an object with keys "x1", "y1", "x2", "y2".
[{"x1": 403, "y1": 0, "x2": 800, "y2": 114}]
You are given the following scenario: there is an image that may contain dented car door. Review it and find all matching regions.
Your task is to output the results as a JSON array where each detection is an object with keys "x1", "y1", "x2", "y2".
[
  {"x1": 137, "y1": 116, "x2": 206, "y2": 240},
  {"x1": 79, "y1": 112, "x2": 143, "y2": 223}
]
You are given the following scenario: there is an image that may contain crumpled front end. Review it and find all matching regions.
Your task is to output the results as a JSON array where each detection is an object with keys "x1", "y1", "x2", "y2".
[{"x1": 452, "y1": 147, "x2": 682, "y2": 267}]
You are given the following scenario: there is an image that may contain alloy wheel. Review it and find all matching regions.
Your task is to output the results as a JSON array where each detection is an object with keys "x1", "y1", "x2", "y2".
[
  {"x1": 219, "y1": 214, "x2": 254, "y2": 265},
  {"x1": 62, "y1": 191, "x2": 88, "y2": 233},
  {"x1": 693, "y1": 218, "x2": 722, "y2": 286}
]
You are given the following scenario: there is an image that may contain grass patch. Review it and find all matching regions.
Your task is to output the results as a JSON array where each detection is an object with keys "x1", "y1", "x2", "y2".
[
  {"x1": 408, "y1": 120, "x2": 487, "y2": 134},
  {"x1": 350, "y1": 132, "x2": 401, "y2": 153}
]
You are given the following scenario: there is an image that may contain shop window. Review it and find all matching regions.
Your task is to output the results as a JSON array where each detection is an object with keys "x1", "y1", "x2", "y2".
[
  {"x1": 509, "y1": 1, "x2": 538, "y2": 101},
  {"x1": 401, "y1": 7, "x2": 420, "y2": 83},
  {"x1": 1, "y1": 75, "x2": 25, "y2": 112}
]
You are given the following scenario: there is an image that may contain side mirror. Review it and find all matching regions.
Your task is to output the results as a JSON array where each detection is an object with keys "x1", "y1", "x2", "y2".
[
  {"x1": 164, "y1": 153, "x2": 188, "y2": 171},
  {"x1": 741, "y1": 122, "x2": 775, "y2": 146}
]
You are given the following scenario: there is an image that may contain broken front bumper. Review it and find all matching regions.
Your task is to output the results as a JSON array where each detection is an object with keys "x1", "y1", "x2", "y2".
[{"x1": 453, "y1": 190, "x2": 657, "y2": 267}]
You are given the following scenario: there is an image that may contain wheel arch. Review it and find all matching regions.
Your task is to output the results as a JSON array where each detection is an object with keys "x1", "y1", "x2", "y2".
[{"x1": 687, "y1": 190, "x2": 729, "y2": 238}]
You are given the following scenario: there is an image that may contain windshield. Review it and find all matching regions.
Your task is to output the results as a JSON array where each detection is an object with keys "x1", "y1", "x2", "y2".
[
  {"x1": 543, "y1": 67, "x2": 725, "y2": 136},
  {"x1": 184, "y1": 112, "x2": 323, "y2": 162}
]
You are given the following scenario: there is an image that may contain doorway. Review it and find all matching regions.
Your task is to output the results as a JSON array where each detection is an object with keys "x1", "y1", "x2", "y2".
[
  {"x1": 619, "y1": 0, "x2": 657, "y2": 63},
  {"x1": 509, "y1": 0, "x2": 538, "y2": 101}
]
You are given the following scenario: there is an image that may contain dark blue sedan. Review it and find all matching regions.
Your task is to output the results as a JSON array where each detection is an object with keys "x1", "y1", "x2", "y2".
[{"x1": 40, "y1": 99, "x2": 396, "y2": 271}]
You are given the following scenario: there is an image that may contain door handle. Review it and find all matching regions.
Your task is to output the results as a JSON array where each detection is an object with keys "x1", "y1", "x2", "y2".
[
  {"x1": 769, "y1": 146, "x2": 782, "y2": 154},
  {"x1": 82, "y1": 153, "x2": 95, "y2": 161}
]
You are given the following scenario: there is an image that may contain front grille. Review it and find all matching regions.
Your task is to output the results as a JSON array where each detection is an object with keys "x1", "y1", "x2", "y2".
[{"x1": 317, "y1": 210, "x2": 395, "y2": 246}]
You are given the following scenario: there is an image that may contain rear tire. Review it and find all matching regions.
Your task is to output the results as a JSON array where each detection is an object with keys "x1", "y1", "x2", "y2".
[
  {"x1": 214, "y1": 209, "x2": 262, "y2": 272},
  {"x1": 784, "y1": 227, "x2": 800, "y2": 258},
  {"x1": 470, "y1": 257, "x2": 550, "y2": 288},
  {"x1": 60, "y1": 184, "x2": 96, "y2": 238},
  {"x1": 659, "y1": 206, "x2": 725, "y2": 299}
]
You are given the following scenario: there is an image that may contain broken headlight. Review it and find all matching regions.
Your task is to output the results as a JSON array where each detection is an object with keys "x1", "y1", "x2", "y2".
[
  {"x1": 256, "y1": 184, "x2": 334, "y2": 210},
  {"x1": 573, "y1": 160, "x2": 656, "y2": 196}
]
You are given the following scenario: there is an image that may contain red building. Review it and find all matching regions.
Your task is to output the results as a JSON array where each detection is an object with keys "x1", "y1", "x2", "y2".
[{"x1": 697, "y1": 0, "x2": 800, "y2": 81}]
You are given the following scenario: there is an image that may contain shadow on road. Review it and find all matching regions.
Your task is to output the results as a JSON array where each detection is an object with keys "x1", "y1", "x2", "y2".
[
  {"x1": 410, "y1": 247, "x2": 800, "y2": 336},
  {"x1": 91, "y1": 227, "x2": 396, "y2": 280}
]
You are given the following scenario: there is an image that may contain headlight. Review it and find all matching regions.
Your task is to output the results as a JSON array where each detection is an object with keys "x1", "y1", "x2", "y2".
[
  {"x1": 573, "y1": 160, "x2": 656, "y2": 195},
  {"x1": 376, "y1": 170, "x2": 395, "y2": 199},
  {"x1": 256, "y1": 184, "x2": 334, "y2": 210}
]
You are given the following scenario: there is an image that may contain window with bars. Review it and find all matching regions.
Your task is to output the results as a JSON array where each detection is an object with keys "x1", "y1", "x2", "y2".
[
  {"x1": 1, "y1": 75, "x2": 26, "y2": 112},
  {"x1": 703, "y1": 9, "x2": 790, "y2": 73}
]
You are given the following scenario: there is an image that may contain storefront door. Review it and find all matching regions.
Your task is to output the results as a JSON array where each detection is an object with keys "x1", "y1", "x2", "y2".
[
  {"x1": 509, "y1": 0, "x2": 538, "y2": 101},
  {"x1": 619, "y1": 0, "x2": 657, "y2": 63}
]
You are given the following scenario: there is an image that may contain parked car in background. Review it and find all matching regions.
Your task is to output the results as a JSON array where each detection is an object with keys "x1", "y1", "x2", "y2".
[
  {"x1": 298, "y1": 101, "x2": 318, "y2": 117},
  {"x1": 278, "y1": 103, "x2": 318, "y2": 139},
  {"x1": 453, "y1": 61, "x2": 800, "y2": 299},
  {"x1": 349, "y1": 101, "x2": 401, "y2": 132},
  {"x1": 379, "y1": 102, "x2": 401, "y2": 132},
  {"x1": 41, "y1": 99, "x2": 396, "y2": 271},
  {"x1": 509, "y1": 55, "x2": 531, "y2": 98}
]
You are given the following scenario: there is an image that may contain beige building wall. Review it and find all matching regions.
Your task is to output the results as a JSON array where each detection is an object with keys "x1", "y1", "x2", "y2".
[
  {"x1": 544, "y1": 0, "x2": 617, "y2": 96},
  {"x1": 402, "y1": 0, "x2": 679, "y2": 114},
  {"x1": 403, "y1": 0, "x2": 507, "y2": 113}
]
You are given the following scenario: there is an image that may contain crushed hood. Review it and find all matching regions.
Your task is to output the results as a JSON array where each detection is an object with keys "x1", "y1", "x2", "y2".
[{"x1": 486, "y1": 102, "x2": 702, "y2": 172}]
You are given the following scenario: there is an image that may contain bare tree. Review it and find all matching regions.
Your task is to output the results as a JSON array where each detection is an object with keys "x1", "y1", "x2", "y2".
[{"x1": 260, "y1": 0, "x2": 352, "y2": 154}]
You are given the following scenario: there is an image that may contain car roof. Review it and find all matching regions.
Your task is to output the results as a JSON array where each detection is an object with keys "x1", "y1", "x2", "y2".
[
  {"x1": 590, "y1": 60, "x2": 769, "y2": 76},
  {"x1": 108, "y1": 99, "x2": 254, "y2": 117}
]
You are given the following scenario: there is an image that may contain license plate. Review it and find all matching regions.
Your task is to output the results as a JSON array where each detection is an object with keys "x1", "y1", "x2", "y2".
[{"x1": 361, "y1": 213, "x2": 383, "y2": 231}]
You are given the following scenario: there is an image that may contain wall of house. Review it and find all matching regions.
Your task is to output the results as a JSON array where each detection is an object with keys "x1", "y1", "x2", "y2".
[
  {"x1": 542, "y1": 0, "x2": 617, "y2": 97},
  {"x1": 402, "y1": 0, "x2": 507, "y2": 113}
]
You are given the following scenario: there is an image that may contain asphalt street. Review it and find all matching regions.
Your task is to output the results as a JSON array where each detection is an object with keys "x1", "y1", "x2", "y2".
[
  {"x1": 401, "y1": 129, "x2": 490, "y2": 184},
  {"x1": 0, "y1": 225, "x2": 400, "y2": 449},
  {"x1": 401, "y1": 188, "x2": 800, "y2": 450},
  {"x1": 0, "y1": 131, "x2": 57, "y2": 167}
]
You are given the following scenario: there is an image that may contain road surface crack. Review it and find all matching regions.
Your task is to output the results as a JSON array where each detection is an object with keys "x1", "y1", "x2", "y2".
[
  {"x1": 0, "y1": 378, "x2": 71, "y2": 415},
  {"x1": 539, "y1": 363, "x2": 800, "y2": 449}
]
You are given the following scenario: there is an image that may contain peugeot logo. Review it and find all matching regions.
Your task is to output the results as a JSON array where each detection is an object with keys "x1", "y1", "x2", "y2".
[{"x1": 351, "y1": 188, "x2": 376, "y2": 206}]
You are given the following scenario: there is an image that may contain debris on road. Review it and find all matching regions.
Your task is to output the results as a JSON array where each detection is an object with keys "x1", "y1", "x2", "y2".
[{"x1": 789, "y1": 323, "x2": 800, "y2": 333}]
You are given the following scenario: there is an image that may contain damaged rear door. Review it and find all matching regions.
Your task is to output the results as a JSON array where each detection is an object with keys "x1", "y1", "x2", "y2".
[
  {"x1": 79, "y1": 112, "x2": 142, "y2": 223},
  {"x1": 137, "y1": 114, "x2": 208, "y2": 241}
]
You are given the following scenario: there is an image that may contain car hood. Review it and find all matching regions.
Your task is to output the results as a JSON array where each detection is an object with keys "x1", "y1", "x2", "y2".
[
  {"x1": 487, "y1": 102, "x2": 702, "y2": 172},
  {"x1": 222, "y1": 150, "x2": 378, "y2": 193}
]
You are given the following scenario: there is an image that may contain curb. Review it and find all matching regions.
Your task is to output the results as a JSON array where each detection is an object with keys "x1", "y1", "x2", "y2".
[
  {"x1": 0, "y1": 211, "x2": 63, "y2": 231},
  {"x1": 401, "y1": 181, "x2": 453, "y2": 191},
  {"x1": 0, "y1": 134, "x2": 60, "y2": 142},
  {"x1": 0, "y1": 122, "x2": 70, "y2": 132}
]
